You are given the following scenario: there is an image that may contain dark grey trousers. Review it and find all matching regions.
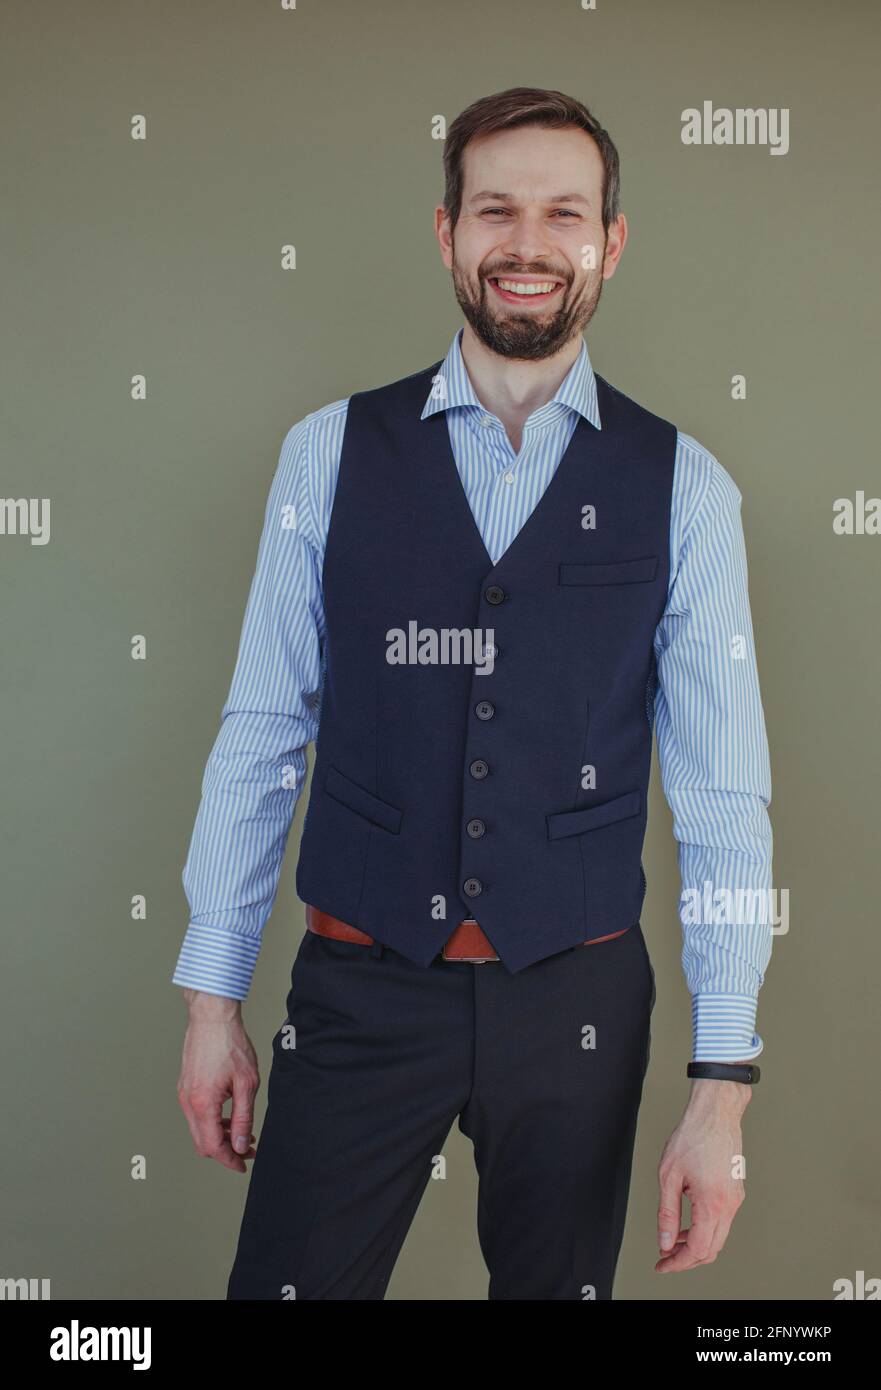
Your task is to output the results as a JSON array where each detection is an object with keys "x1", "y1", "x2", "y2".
[{"x1": 227, "y1": 922, "x2": 655, "y2": 1300}]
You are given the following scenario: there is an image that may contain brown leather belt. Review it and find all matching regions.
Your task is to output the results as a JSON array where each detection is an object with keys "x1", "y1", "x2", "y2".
[{"x1": 306, "y1": 904, "x2": 630, "y2": 963}]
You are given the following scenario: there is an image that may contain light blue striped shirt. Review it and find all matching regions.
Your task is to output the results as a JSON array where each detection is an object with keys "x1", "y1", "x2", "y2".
[{"x1": 173, "y1": 329, "x2": 773, "y2": 1062}]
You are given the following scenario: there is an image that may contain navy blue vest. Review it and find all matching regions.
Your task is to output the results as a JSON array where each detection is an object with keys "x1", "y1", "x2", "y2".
[{"x1": 295, "y1": 357, "x2": 677, "y2": 972}]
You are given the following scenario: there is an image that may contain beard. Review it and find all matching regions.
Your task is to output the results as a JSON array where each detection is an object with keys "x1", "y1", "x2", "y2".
[{"x1": 450, "y1": 243, "x2": 605, "y2": 361}]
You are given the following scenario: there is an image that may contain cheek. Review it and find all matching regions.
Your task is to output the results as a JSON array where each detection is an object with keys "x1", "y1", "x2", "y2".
[
  {"x1": 568, "y1": 237, "x2": 594, "y2": 270},
  {"x1": 460, "y1": 228, "x2": 504, "y2": 268}
]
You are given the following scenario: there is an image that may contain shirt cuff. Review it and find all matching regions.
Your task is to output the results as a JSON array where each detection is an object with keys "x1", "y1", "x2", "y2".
[
  {"x1": 691, "y1": 993, "x2": 764, "y2": 1063},
  {"x1": 171, "y1": 922, "x2": 261, "y2": 1000}
]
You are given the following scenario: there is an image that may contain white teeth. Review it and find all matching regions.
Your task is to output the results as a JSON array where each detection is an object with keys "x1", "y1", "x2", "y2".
[{"x1": 495, "y1": 279, "x2": 558, "y2": 295}]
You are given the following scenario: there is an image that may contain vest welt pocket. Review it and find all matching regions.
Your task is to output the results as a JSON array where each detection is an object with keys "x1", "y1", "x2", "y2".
[
  {"x1": 324, "y1": 765, "x2": 404, "y2": 835},
  {"x1": 546, "y1": 789, "x2": 642, "y2": 840},
  {"x1": 558, "y1": 555, "x2": 658, "y2": 586}
]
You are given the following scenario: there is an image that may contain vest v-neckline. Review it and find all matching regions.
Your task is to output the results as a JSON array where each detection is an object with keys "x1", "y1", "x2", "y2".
[{"x1": 428, "y1": 397, "x2": 598, "y2": 576}]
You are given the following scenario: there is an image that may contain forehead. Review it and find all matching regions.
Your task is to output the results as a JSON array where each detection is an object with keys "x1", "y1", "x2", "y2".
[{"x1": 461, "y1": 124, "x2": 604, "y2": 200}]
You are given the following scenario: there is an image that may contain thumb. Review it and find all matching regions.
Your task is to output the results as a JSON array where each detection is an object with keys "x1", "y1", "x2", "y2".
[
  {"x1": 657, "y1": 1169, "x2": 682, "y2": 1253},
  {"x1": 230, "y1": 1070, "x2": 257, "y2": 1155}
]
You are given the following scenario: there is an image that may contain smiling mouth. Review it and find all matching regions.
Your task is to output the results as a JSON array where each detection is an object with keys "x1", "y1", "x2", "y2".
[{"x1": 487, "y1": 277, "x2": 564, "y2": 305}]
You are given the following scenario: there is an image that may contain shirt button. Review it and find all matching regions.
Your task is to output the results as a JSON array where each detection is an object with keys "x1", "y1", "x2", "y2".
[
  {"x1": 469, "y1": 759, "x2": 489, "y2": 779},
  {"x1": 463, "y1": 878, "x2": 483, "y2": 898},
  {"x1": 475, "y1": 700, "x2": 495, "y2": 720},
  {"x1": 503, "y1": 471, "x2": 515, "y2": 484},
  {"x1": 466, "y1": 818, "x2": 486, "y2": 839},
  {"x1": 480, "y1": 415, "x2": 492, "y2": 427},
  {"x1": 485, "y1": 585, "x2": 506, "y2": 605}
]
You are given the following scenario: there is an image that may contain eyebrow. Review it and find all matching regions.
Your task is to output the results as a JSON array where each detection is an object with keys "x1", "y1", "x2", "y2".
[{"x1": 469, "y1": 190, "x2": 591, "y2": 206}]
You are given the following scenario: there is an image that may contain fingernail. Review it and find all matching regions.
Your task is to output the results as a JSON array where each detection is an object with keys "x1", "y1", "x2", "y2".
[
  {"x1": 234, "y1": 1135, "x2": 249, "y2": 1152},
  {"x1": 659, "y1": 1232, "x2": 674, "y2": 1249}
]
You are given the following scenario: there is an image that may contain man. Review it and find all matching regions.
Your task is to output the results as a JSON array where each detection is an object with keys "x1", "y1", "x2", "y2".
[{"x1": 174, "y1": 87, "x2": 773, "y2": 1300}]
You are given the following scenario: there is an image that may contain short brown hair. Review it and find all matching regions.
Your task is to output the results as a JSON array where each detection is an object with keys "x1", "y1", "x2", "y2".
[{"x1": 442, "y1": 87, "x2": 621, "y2": 233}]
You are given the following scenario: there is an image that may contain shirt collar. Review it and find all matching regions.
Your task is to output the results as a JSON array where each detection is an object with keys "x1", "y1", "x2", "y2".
[{"x1": 420, "y1": 326, "x2": 601, "y2": 430}]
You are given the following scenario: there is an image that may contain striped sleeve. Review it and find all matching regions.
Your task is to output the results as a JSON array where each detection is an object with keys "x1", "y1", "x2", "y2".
[
  {"x1": 171, "y1": 415, "x2": 327, "y2": 999},
  {"x1": 653, "y1": 434, "x2": 774, "y2": 1062}
]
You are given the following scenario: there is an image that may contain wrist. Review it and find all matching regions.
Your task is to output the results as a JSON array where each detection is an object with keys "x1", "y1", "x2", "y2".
[
  {"x1": 688, "y1": 1076, "x2": 753, "y2": 1113},
  {"x1": 183, "y1": 987, "x2": 243, "y2": 1022}
]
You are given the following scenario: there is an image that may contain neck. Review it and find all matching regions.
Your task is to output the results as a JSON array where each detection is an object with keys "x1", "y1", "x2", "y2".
[{"x1": 458, "y1": 324, "x2": 583, "y2": 431}]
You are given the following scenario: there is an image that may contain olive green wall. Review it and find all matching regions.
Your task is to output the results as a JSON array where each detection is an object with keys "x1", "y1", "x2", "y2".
[{"x1": 2, "y1": 0, "x2": 878, "y2": 1299}]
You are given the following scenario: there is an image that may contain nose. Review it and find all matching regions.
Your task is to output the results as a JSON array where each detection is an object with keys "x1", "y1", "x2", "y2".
[{"x1": 497, "y1": 209, "x2": 557, "y2": 267}]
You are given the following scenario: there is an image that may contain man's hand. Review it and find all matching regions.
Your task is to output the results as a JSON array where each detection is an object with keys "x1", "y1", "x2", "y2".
[
  {"x1": 177, "y1": 989, "x2": 260, "y2": 1173},
  {"x1": 655, "y1": 1074, "x2": 753, "y2": 1273}
]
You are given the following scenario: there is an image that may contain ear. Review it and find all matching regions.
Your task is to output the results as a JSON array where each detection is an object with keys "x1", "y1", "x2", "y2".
[
  {"x1": 435, "y1": 205, "x2": 454, "y2": 270},
  {"x1": 602, "y1": 213, "x2": 628, "y2": 280}
]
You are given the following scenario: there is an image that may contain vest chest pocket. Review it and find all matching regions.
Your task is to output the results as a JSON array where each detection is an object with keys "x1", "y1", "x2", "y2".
[
  {"x1": 546, "y1": 789, "x2": 642, "y2": 839},
  {"x1": 558, "y1": 555, "x2": 658, "y2": 586},
  {"x1": 324, "y1": 765, "x2": 404, "y2": 835}
]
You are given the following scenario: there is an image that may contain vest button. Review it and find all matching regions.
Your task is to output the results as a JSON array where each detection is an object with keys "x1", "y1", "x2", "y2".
[
  {"x1": 475, "y1": 700, "x2": 495, "y2": 720},
  {"x1": 463, "y1": 877, "x2": 483, "y2": 898},
  {"x1": 466, "y1": 818, "x2": 486, "y2": 838},
  {"x1": 485, "y1": 585, "x2": 506, "y2": 605},
  {"x1": 469, "y1": 759, "x2": 489, "y2": 779}
]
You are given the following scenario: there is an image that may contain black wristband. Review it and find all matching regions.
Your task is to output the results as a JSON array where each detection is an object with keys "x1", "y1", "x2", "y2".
[{"x1": 687, "y1": 1061, "x2": 760, "y2": 1085}]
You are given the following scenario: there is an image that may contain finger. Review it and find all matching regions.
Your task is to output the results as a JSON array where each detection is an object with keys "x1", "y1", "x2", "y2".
[
  {"x1": 219, "y1": 1118, "x2": 257, "y2": 1160},
  {"x1": 203, "y1": 1122, "x2": 250, "y2": 1172},
  {"x1": 654, "y1": 1227, "x2": 688, "y2": 1271},
  {"x1": 185, "y1": 1087, "x2": 242, "y2": 1169},
  {"x1": 178, "y1": 1094, "x2": 204, "y2": 1153},
  {"x1": 179, "y1": 1090, "x2": 229, "y2": 1158},
  {"x1": 656, "y1": 1208, "x2": 719, "y2": 1273},
  {"x1": 657, "y1": 1169, "x2": 683, "y2": 1256},
  {"x1": 230, "y1": 1070, "x2": 259, "y2": 1156},
  {"x1": 220, "y1": 1117, "x2": 256, "y2": 1142},
  {"x1": 179, "y1": 1086, "x2": 252, "y2": 1171}
]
